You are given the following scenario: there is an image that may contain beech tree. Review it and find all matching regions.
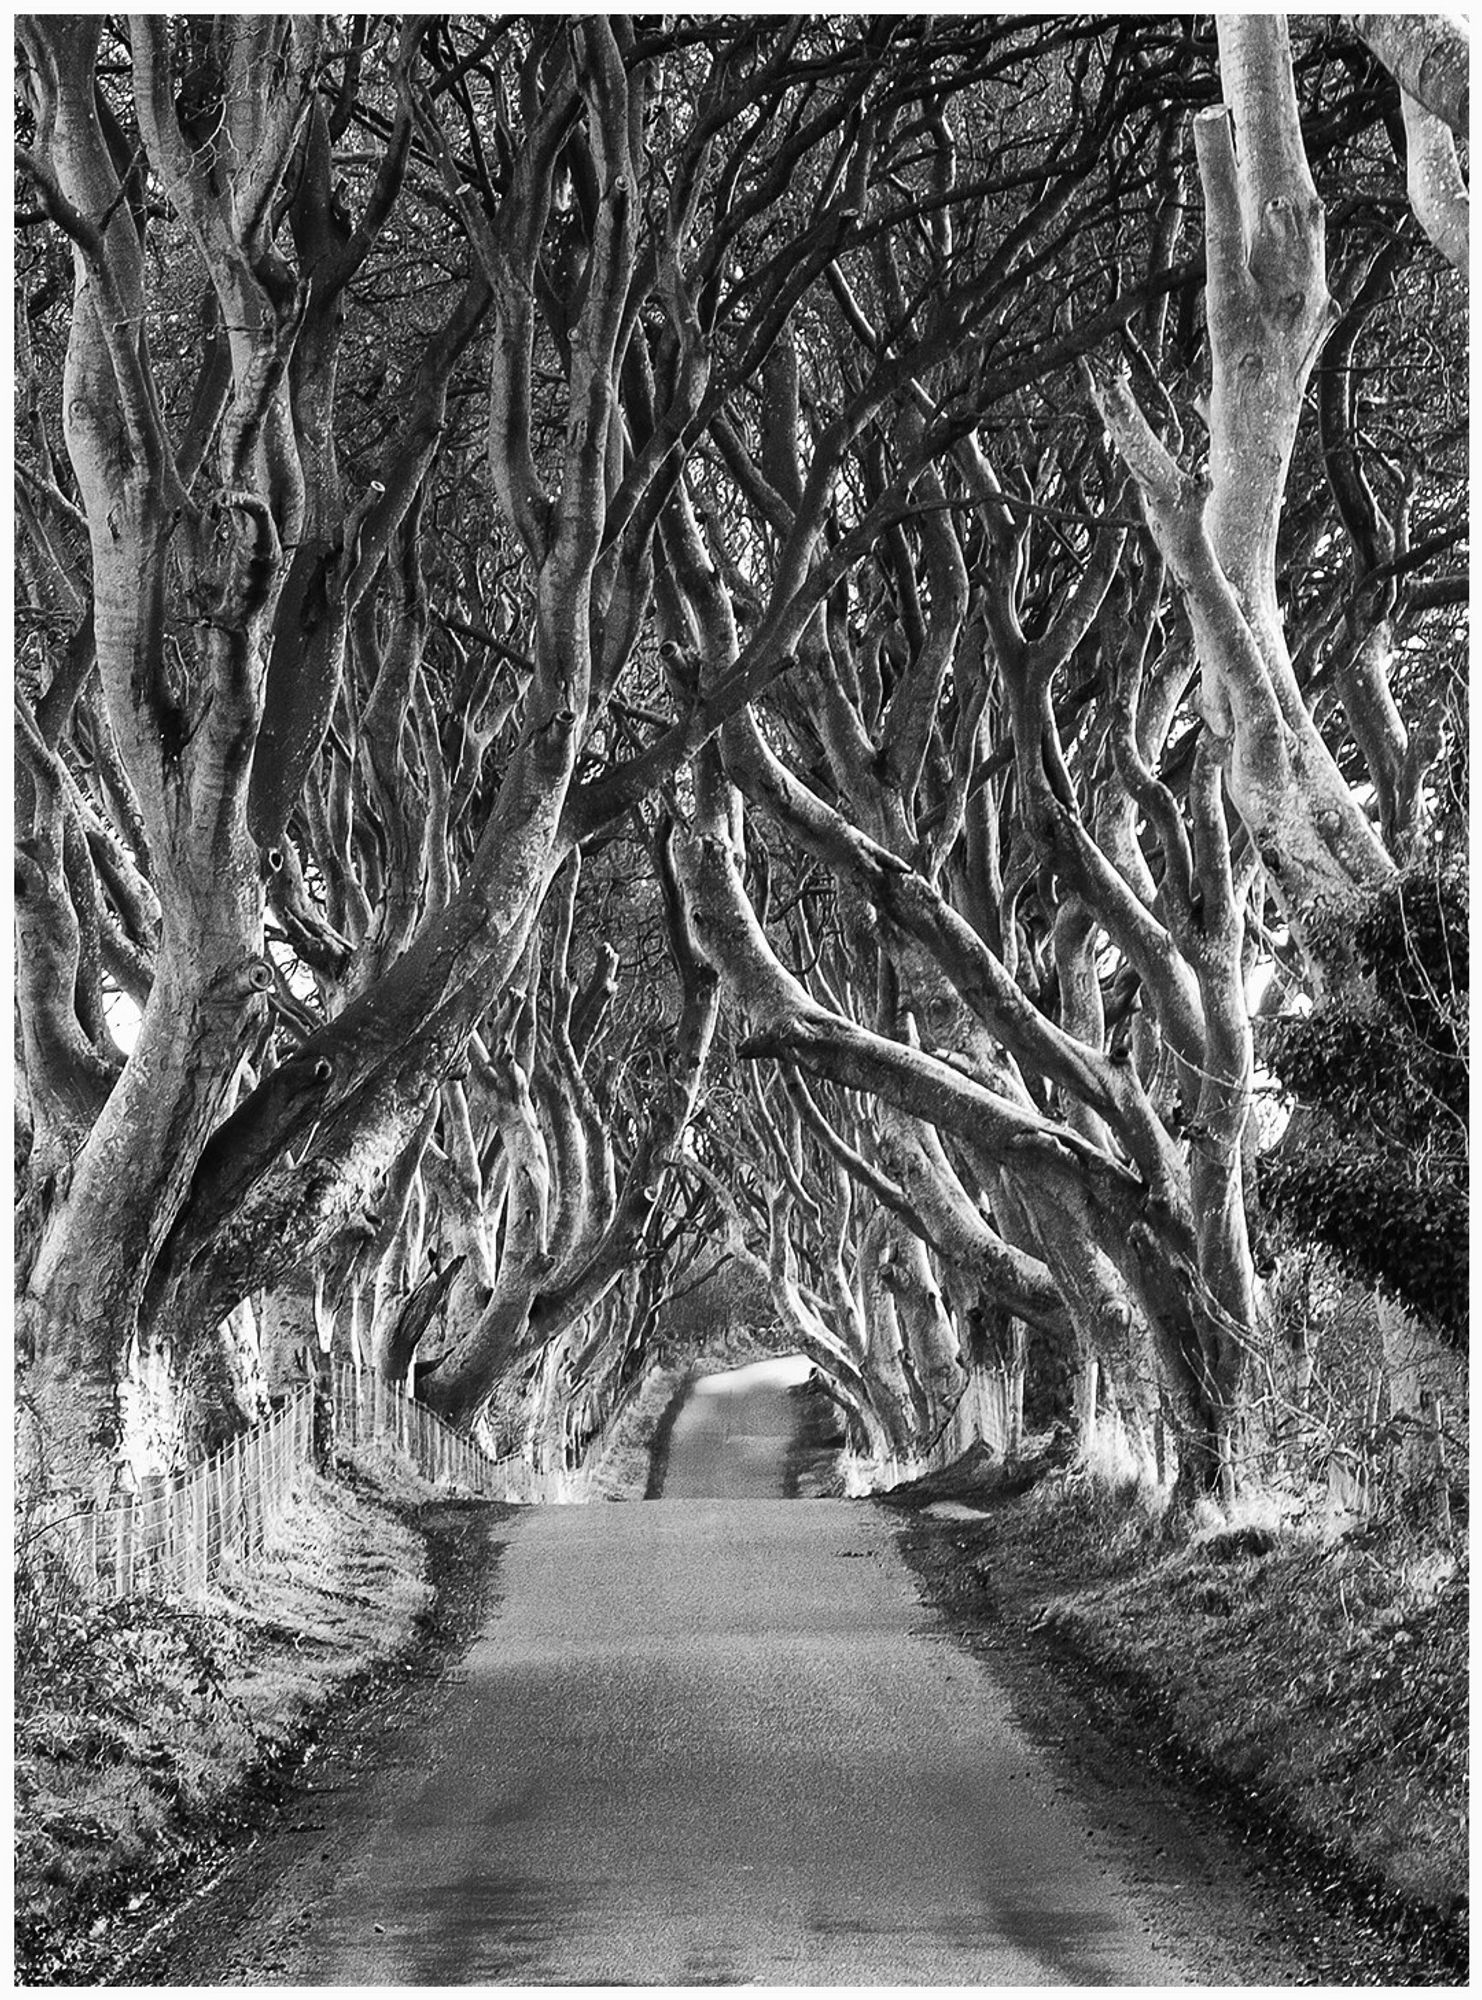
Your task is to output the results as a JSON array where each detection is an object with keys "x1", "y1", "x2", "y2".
[
  {"x1": 17, "y1": 13, "x2": 744, "y2": 1478},
  {"x1": 15, "y1": 15, "x2": 1465, "y2": 1508}
]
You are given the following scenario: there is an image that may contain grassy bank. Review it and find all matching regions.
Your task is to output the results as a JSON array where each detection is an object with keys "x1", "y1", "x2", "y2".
[
  {"x1": 886, "y1": 1447, "x2": 1467, "y2": 1978},
  {"x1": 15, "y1": 1451, "x2": 439, "y2": 1984},
  {"x1": 580, "y1": 1364, "x2": 695, "y2": 1500}
]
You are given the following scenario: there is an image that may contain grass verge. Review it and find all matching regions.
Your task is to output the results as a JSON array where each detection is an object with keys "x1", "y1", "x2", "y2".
[
  {"x1": 884, "y1": 1444, "x2": 1467, "y2": 1983},
  {"x1": 14, "y1": 1449, "x2": 442, "y2": 1985}
]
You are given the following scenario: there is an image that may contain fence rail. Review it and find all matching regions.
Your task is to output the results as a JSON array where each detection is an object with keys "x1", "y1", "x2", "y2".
[{"x1": 21, "y1": 1365, "x2": 542, "y2": 1605}]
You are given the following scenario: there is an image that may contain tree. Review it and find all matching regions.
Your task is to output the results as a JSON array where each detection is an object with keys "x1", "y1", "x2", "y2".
[
  {"x1": 1346, "y1": 13, "x2": 1469, "y2": 274},
  {"x1": 16, "y1": 15, "x2": 744, "y2": 1475}
]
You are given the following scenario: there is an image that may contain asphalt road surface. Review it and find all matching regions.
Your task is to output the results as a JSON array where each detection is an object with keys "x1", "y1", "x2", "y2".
[{"x1": 272, "y1": 1360, "x2": 1207, "y2": 1985}]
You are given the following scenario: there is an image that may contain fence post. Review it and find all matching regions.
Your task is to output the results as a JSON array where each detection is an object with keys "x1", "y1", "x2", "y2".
[
  {"x1": 200, "y1": 1460, "x2": 214, "y2": 1586},
  {"x1": 180, "y1": 1470, "x2": 194, "y2": 1594},
  {"x1": 214, "y1": 1452, "x2": 228, "y2": 1571},
  {"x1": 221, "y1": 1445, "x2": 235, "y2": 1564},
  {"x1": 182, "y1": 1472, "x2": 197, "y2": 1596},
  {"x1": 247, "y1": 1424, "x2": 261, "y2": 1556},
  {"x1": 115, "y1": 1495, "x2": 133, "y2": 1598},
  {"x1": 159, "y1": 1475, "x2": 175, "y2": 1594}
]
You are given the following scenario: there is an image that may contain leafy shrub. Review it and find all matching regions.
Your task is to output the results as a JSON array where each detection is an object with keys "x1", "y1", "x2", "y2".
[
  {"x1": 15, "y1": 1547, "x2": 238, "y2": 1766},
  {"x1": 1258, "y1": 858, "x2": 1467, "y2": 1341}
]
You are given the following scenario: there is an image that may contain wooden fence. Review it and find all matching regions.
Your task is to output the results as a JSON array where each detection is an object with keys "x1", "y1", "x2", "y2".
[
  {"x1": 21, "y1": 1387, "x2": 315, "y2": 1603},
  {"x1": 21, "y1": 1366, "x2": 541, "y2": 1605},
  {"x1": 332, "y1": 1364, "x2": 540, "y2": 1502}
]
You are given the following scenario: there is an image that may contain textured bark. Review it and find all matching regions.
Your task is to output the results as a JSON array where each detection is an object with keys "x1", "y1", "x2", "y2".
[
  {"x1": 1347, "y1": 13, "x2": 1469, "y2": 137},
  {"x1": 1398, "y1": 89, "x2": 1469, "y2": 276},
  {"x1": 1092, "y1": 21, "x2": 1394, "y2": 927},
  {"x1": 857, "y1": 1216, "x2": 927, "y2": 1459},
  {"x1": 1317, "y1": 240, "x2": 1412, "y2": 837},
  {"x1": 881, "y1": 1224, "x2": 969, "y2": 1447},
  {"x1": 1199, "y1": 27, "x2": 1392, "y2": 899}
]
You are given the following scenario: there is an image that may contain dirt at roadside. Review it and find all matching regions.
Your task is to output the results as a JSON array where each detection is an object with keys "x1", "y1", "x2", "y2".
[{"x1": 885, "y1": 1455, "x2": 1467, "y2": 1988}]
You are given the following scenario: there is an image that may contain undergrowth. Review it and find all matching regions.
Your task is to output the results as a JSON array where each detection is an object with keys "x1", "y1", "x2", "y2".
[
  {"x1": 14, "y1": 1460, "x2": 432, "y2": 1983},
  {"x1": 1045, "y1": 1507, "x2": 1468, "y2": 1918},
  {"x1": 902, "y1": 1448, "x2": 1468, "y2": 1942}
]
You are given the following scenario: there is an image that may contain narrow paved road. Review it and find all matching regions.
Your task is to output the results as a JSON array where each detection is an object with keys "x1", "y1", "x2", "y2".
[{"x1": 281, "y1": 1362, "x2": 1203, "y2": 1985}]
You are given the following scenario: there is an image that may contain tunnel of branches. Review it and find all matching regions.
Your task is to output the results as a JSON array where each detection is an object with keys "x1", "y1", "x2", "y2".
[{"x1": 15, "y1": 16, "x2": 1467, "y2": 1512}]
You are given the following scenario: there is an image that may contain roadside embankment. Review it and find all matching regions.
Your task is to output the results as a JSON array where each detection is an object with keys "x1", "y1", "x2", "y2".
[
  {"x1": 14, "y1": 1447, "x2": 507, "y2": 1985},
  {"x1": 784, "y1": 1372, "x2": 849, "y2": 1497},
  {"x1": 885, "y1": 1446, "x2": 1467, "y2": 1986}
]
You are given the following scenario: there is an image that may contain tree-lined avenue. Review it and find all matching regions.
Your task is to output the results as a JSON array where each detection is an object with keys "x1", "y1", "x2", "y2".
[
  {"x1": 660, "y1": 1355, "x2": 813, "y2": 1499},
  {"x1": 15, "y1": 14, "x2": 1466, "y2": 1513}
]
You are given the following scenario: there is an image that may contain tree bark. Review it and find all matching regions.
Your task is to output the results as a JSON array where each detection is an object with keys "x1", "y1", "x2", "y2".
[{"x1": 1346, "y1": 14, "x2": 1469, "y2": 137}]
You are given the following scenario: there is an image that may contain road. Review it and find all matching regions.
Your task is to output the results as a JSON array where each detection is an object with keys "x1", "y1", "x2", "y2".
[
  {"x1": 271, "y1": 1360, "x2": 1203, "y2": 1984},
  {"x1": 132, "y1": 1360, "x2": 1277, "y2": 1985}
]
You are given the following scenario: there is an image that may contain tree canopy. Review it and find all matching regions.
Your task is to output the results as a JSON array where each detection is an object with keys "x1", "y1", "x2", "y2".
[{"x1": 15, "y1": 14, "x2": 1467, "y2": 1506}]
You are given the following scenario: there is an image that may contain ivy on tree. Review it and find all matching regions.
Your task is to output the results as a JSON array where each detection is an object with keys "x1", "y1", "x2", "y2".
[{"x1": 1259, "y1": 859, "x2": 1467, "y2": 1340}]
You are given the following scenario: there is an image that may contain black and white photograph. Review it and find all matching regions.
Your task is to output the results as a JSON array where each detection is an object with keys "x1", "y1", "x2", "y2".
[{"x1": 12, "y1": 10, "x2": 1468, "y2": 1987}]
